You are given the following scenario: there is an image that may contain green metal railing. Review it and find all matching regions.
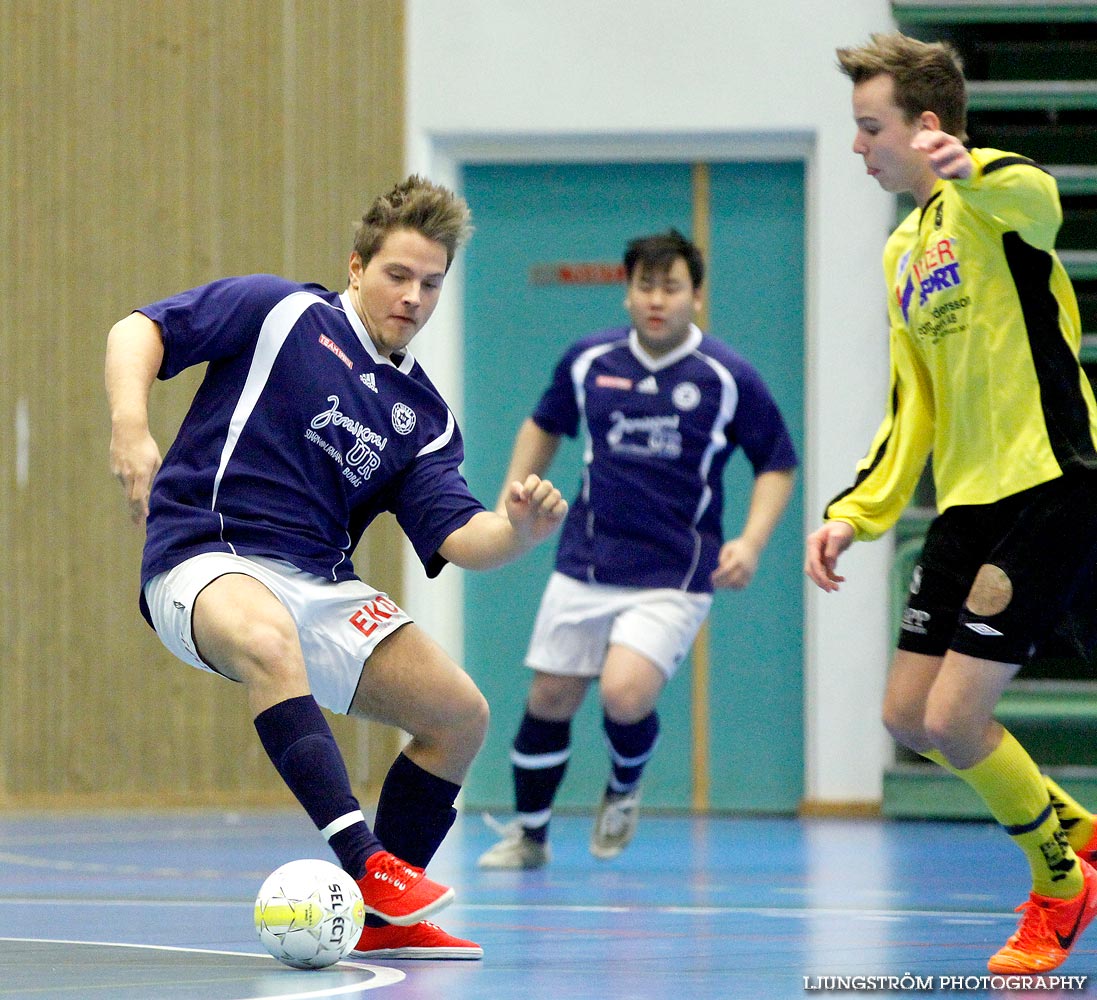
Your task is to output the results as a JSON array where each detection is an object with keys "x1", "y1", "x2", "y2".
[{"x1": 893, "y1": 1, "x2": 1097, "y2": 24}]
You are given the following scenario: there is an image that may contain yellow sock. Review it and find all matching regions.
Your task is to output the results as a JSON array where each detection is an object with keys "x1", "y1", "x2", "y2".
[
  {"x1": 1044, "y1": 775, "x2": 1097, "y2": 854},
  {"x1": 920, "y1": 732, "x2": 1081, "y2": 898}
]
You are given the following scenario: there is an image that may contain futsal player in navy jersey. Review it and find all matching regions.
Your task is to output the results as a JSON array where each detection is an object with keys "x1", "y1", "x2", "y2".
[
  {"x1": 105, "y1": 175, "x2": 567, "y2": 960},
  {"x1": 478, "y1": 229, "x2": 797, "y2": 869}
]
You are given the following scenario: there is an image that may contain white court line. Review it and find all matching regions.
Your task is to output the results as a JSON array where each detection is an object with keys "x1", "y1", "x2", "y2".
[
  {"x1": 460, "y1": 902, "x2": 1016, "y2": 922},
  {"x1": 0, "y1": 849, "x2": 268, "y2": 879},
  {"x1": 0, "y1": 897, "x2": 1016, "y2": 922},
  {"x1": 0, "y1": 824, "x2": 277, "y2": 847},
  {"x1": 0, "y1": 937, "x2": 405, "y2": 998}
]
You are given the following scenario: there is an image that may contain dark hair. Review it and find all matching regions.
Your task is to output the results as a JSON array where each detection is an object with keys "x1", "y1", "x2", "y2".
[
  {"x1": 836, "y1": 32, "x2": 968, "y2": 142},
  {"x1": 623, "y1": 229, "x2": 704, "y2": 289},
  {"x1": 353, "y1": 174, "x2": 473, "y2": 272}
]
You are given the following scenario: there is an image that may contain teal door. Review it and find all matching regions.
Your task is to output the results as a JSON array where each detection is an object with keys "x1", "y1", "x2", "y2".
[{"x1": 460, "y1": 160, "x2": 804, "y2": 813}]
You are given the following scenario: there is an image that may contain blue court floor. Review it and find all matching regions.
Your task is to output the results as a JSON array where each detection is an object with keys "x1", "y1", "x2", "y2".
[{"x1": 0, "y1": 808, "x2": 1093, "y2": 999}]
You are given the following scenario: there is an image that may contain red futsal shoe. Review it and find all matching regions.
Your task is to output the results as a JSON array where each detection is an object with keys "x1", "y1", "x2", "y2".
[
  {"x1": 351, "y1": 920, "x2": 483, "y2": 960},
  {"x1": 355, "y1": 851, "x2": 454, "y2": 927}
]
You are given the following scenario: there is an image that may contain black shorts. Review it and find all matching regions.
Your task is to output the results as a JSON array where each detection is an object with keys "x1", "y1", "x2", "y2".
[{"x1": 897, "y1": 472, "x2": 1097, "y2": 664}]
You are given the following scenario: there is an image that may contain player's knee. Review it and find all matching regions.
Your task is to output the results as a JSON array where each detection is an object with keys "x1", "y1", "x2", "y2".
[
  {"x1": 881, "y1": 700, "x2": 927, "y2": 752},
  {"x1": 877, "y1": 692, "x2": 930, "y2": 754},
  {"x1": 600, "y1": 680, "x2": 655, "y2": 725},
  {"x1": 231, "y1": 617, "x2": 303, "y2": 684},
  {"x1": 965, "y1": 563, "x2": 1013, "y2": 617},
  {"x1": 445, "y1": 681, "x2": 490, "y2": 749},
  {"x1": 527, "y1": 674, "x2": 586, "y2": 720},
  {"x1": 414, "y1": 682, "x2": 488, "y2": 771},
  {"x1": 467, "y1": 688, "x2": 490, "y2": 747},
  {"x1": 921, "y1": 705, "x2": 985, "y2": 769}
]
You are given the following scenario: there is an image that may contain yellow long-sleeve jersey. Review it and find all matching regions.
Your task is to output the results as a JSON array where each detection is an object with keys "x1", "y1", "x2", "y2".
[{"x1": 826, "y1": 148, "x2": 1097, "y2": 540}]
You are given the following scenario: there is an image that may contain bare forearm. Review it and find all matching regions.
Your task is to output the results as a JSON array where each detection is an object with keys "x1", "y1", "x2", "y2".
[
  {"x1": 439, "y1": 511, "x2": 530, "y2": 570},
  {"x1": 495, "y1": 418, "x2": 560, "y2": 513},
  {"x1": 739, "y1": 469, "x2": 796, "y2": 551},
  {"x1": 442, "y1": 474, "x2": 568, "y2": 570}
]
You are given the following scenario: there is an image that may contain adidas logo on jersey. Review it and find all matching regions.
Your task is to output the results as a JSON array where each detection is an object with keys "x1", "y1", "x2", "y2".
[
  {"x1": 360, "y1": 372, "x2": 377, "y2": 393},
  {"x1": 636, "y1": 376, "x2": 658, "y2": 394}
]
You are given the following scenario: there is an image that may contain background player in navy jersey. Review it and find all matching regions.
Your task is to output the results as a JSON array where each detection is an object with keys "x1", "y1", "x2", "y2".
[
  {"x1": 805, "y1": 33, "x2": 1097, "y2": 974},
  {"x1": 105, "y1": 175, "x2": 567, "y2": 960},
  {"x1": 478, "y1": 229, "x2": 797, "y2": 869}
]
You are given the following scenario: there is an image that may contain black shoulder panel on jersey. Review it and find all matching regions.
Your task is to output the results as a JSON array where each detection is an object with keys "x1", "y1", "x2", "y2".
[
  {"x1": 1004, "y1": 231, "x2": 1097, "y2": 471},
  {"x1": 983, "y1": 155, "x2": 1049, "y2": 177}
]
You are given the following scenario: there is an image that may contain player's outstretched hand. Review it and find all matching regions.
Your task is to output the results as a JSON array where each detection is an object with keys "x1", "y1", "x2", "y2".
[
  {"x1": 804, "y1": 520, "x2": 855, "y2": 593},
  {"x1": 110, "y1": 427, "x2": 162, "y2": 525},
  {"x1": 503, "y1": 474, "x2": 568, "y2": 546},
  {"x1": 711, "y1": 537, "x2": 760, "y2": 591},
  {"x1": 911, "y1": 129, "x2": 973, "y2": 181}
]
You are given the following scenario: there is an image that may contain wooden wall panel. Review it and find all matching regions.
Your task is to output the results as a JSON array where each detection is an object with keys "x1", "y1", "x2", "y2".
[{"x1": 0, "y1": 0, "x2": 406, "y2": 806}]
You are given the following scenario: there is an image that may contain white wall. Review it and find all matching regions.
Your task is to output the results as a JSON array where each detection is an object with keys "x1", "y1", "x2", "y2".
[{"x1": 404, "y1": 0, "x2": 899, "y2": 805}]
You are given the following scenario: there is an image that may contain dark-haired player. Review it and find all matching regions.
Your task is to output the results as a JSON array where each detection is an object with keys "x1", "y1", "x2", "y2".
[{"x1": 479, "y1": 228, "x2": 796, "y2": 869}]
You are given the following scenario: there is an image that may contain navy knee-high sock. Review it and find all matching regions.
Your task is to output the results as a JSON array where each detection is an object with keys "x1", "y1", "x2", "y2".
[
  {"x1": 254, "y1": 695, "x2": 382, "y2": 878},
  {"x1": 373, "y1": 752, "x2": 461, "y2": 870},
  {"x1": 359, "y1": 753, "x2": 462, "y2": 930},
  {"x1": 511, "y1": 711, "x2": 571, "y2": 843},
  {"x1": 603, "y1": 711, "x2": 660, "y2": 794}
]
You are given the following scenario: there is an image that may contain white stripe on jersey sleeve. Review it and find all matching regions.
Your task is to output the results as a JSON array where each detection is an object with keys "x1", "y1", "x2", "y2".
[
  {"x1": 417, "y1": 409, "x2": 456, "y2": 457},
  {"x1": 680, "y1": 350, "x2": 740, "y2": 588},
  {"x1": 696, "y1": 351, "x2": 740, "y2": 488},
  {"x1": 211, "y1": 291, "x2": 325, "y2": 510}
]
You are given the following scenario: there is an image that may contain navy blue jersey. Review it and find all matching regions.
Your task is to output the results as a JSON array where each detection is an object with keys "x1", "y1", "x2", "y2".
[
  {"x1": 138, "y1": 274, "x2": 483, "y2": 613},
  {"x1": 534, "y1": 325, "x2": 797, "y2": 593}
]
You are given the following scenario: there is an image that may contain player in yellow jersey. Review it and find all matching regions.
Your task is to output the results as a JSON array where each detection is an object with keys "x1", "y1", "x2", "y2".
[{"x1": 805, "y1": 32, "x2": 1097, "y2": 974}]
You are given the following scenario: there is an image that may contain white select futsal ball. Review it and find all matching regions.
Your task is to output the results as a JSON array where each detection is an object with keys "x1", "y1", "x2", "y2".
[{"x1": 254, "y1": 859, "x2": 366, "y2": 969}]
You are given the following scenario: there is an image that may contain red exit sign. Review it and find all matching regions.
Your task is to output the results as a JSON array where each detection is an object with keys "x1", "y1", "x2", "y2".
[{"x1": 529, "y1": 262, "x2": 626, "y2": 286}]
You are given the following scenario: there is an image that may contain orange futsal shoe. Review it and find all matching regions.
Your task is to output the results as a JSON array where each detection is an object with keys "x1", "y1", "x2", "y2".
[
  {"x1": 355, "y1": 851, "x2": 454, "y2": 927},
  {"x1": 988, "y1": 858, "x2": 1097, "y2": 974},
  {"x1": 350, "y1": 920, "x2": 483, "y2": 960}
]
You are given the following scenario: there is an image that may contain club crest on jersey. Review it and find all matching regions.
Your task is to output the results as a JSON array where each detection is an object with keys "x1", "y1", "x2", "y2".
[
  {"x1": 672, "y1": 382, "x2": 700, "y2": 411},
  {"x1": 319, "y1": 334, "x2": 353, "y2": 369},
  {"x1": 391, "y1": 402, "x2": 416, "y2": 435}
]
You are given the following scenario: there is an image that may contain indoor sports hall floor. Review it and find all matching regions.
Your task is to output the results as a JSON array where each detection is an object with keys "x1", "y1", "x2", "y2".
[{"x1": 0, "y1": 808, "x2": 1092, "y2": 999}]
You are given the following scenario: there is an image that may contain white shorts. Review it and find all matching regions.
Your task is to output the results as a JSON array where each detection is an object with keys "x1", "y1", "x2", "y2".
[
  {"x1": 143, "y1": 552, "x2": 412, "y2": 714},
  {"x1": 524, "y1": 572, "x2": 712, "y2": 680}
]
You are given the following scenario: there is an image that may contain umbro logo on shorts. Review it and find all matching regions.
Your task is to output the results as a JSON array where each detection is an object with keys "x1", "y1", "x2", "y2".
[{"x1": 964, "y1": 622, "x2": 1004, "y2": 636}]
